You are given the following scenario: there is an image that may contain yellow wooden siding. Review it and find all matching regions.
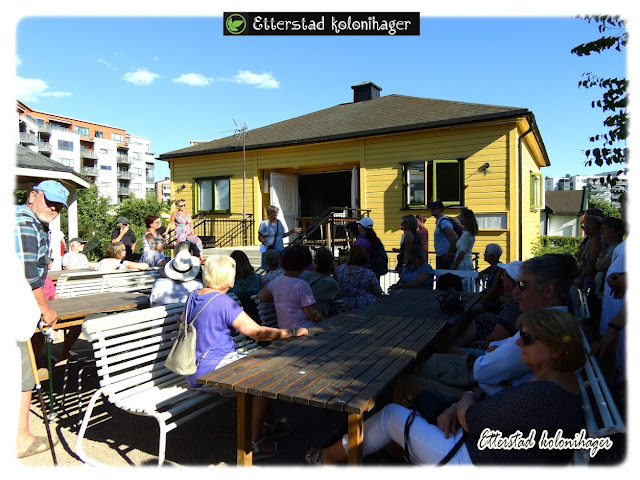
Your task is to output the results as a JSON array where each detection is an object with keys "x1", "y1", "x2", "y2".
[
  {"x1": 168, "y1": 118, "x2": 543, "y2": 269},
  {"x1": 170, "y1": 151, "x2": 256, "y2": 216},
  {"x1": 520, "y1": 140, "x2": 543, "y2": 260},
  {"x1": 360, "y1": 124, "x2": 515, "y2": 263}
]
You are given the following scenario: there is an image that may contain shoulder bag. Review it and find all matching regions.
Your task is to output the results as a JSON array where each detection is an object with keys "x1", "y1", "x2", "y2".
[{"x1": 165, "y1": 291, "x2": 221, "y2": 375}]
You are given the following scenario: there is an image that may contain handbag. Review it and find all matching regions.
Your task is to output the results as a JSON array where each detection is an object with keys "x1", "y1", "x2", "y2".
[
  {"x1": 165, "y1": 291, "x2": 221, "y2": 375},
  {"x1": 439, "y1": 286, "x2": 465, "y2": 313},
  {"x1": 403, "y1": 389, "x2": 471, "y2": 465}
]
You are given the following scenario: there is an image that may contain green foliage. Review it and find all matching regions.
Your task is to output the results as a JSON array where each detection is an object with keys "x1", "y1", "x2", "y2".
[
  {"x1": 571, "y1": 16, "x2": 627, "y2": 167},
  {"x1": 588, "y1": 197, "x2": 621, "y2": 218},
  {"x1": 115, "y1": 193, "x2": 169, "y2": 252},
  {"x1": 70, "y1": 184, "x2": 114, "y2": 260},
  {"x1": 532, "y1": 236, "x2": 583, "y2": 257},
  {"x1": 14, "y1": 190, "x2": 28, "y2": 205}
]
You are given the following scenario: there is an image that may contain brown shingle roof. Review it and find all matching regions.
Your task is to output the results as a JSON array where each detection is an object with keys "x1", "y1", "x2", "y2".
[
  {"x1": 159, "y1": 94, "x2": 531, "y2": 160},
  {"x1": 545, "y1": 189, "x2": 587, "y2": 215}
]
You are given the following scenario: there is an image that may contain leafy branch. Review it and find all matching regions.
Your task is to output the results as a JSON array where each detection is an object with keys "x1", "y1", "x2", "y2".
[{"x1": 571, "y1": 16, "x2": 627, "y2": 167}]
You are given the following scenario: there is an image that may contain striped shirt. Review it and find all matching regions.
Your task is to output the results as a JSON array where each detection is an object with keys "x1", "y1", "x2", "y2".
[{"x1": 14, "y1": 205, "x2": 49, "y2": 290}]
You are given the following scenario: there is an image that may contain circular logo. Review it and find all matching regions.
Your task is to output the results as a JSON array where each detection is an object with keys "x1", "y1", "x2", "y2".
[{"x1": 226, "y1": 14, "x2": 247, "y2": 35}]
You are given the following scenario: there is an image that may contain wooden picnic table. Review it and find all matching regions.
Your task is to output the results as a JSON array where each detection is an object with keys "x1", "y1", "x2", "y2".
[
  {"x1": 197, "y1": 288, "x2": 482, "y2": 465},
  {"x1": 47, "y1": 291, "x2": 150, "y2": 330}
]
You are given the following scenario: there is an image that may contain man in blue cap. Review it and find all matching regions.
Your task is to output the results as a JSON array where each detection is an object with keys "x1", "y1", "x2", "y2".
[{"x1": 14, "y1": 180, "x2": 68, "y2": 458}]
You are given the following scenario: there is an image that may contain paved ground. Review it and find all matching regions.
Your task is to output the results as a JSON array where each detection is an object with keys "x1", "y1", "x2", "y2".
[{"x1": 18, "y1": 334, "x2": 403, "y2": 468}]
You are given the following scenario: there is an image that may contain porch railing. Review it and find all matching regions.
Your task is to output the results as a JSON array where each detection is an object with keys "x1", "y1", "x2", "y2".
[
  {"x1": 292, "y1": 207, "x2": 372, "y2": 251},
  {"x1": 167, "y1": 213, "x2": 254, "y2": 249}
]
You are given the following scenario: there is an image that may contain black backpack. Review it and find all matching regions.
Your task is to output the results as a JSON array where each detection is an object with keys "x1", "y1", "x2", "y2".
[
  {"x1": 369, "y1": 241, "x2": 389, "y2": 277},
  {"x1": 440, "y1": 215, "x2": 463, "y2": 239}
]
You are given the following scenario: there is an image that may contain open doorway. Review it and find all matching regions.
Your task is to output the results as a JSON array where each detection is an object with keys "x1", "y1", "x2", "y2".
[{"x1": 298, "y1": 171, "x2": 352, "y2": 217}]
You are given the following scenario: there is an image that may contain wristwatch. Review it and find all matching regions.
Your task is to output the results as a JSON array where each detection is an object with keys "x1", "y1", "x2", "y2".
[
  {"x1": 607, "y1": 322, "x2": 623, "y2": 332},
  {"x1": 290, "y1": 328, "x2": 296, "y2": 337}
]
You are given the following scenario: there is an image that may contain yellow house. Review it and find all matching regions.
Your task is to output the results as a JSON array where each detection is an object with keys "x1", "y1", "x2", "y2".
[{"x1": 159, "y1": 82, "x2": 549, "y2": 267}]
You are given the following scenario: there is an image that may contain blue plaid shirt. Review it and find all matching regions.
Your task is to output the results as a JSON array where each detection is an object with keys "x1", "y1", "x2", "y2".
[{"x1": 14, "y1": 205, "x2": 49, "y2": 290}]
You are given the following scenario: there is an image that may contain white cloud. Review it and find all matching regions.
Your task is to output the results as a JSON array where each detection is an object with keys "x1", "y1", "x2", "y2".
[
  {"x1": 98, "y1": 58, "x2": 115, "y2": 70},
  {"x1": 172, "y1": 73, "x2": 213, "y2": 87},
  {"x1": 122, "y1": 68, "x2": 161, "y2": 86},
  {"x1": 234, "y1": 70, "x2": 279, "y2": 89},
  {"x1": 16, "y1": 56, "x2": 22, "y2": 66},
  {"x1": 17, "y1": 76, "x2": 71, "y2": 102}
]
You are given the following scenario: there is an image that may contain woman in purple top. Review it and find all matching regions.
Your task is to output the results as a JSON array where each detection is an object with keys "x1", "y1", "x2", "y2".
[
  {"x1": 256, "y1": 244, "x2": 325, "y2": 329},
  {"x1": 184, "y1": 254, "x2": 310, "y2": 459}
]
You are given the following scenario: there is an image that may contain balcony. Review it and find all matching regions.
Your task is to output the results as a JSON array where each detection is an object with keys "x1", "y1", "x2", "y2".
[
  {"x1": 117, "y1": 171, "x2": 135, "y2": 180},
  {"x1": 80, "y1": 147, "x2": 97, "y2": 160},
  {"x1": 117, "y1": 187, "x2": 131, "y2": 196},
  {"x1": 38, "y1": 123, "x2": 52, "y2": 136},
  {"x1": 81, "y1": 167, "x2": 99, "y2": 177},
  {"x1": 37, "y1": 141, "x2": 52, "y2": 154},
  {"x1": 146, "y1": 176, "x2": 155, "y2": 183},
  {"x1": 19, "y1": 132, "x2": 37, "y2": 145},
  {"x1": 116, "y1": 154, "x2": 132, "y2": 165}
]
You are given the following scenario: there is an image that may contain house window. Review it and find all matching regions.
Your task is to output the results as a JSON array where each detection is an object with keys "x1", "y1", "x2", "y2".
[
  {"x1": 402, "y1": 158, "x2": 465, "y2": 208},
  {"x1": 95, "y1": 130, "x2": 104, "y2": 138},
  {"x1": 57, "y1": 158, "x2": 73, "y2": 168},
  {"x1": 100, "y1": 165, "x2": 112, "y2": 171},
  {"x1": 99, "y1": 148, "x2": 111, "y2": 155},
  {"x1": 195, "y1": 177, "x2": 231, "y2": 212},
  {"x1": 530, "y1": 173, "x2": 543, "y2": 209},
  {"x1": 132, "y1": 183, "x2": 142, "y2": 192},
  {"x1": 112, "y1": 133, "x2": 124, "y2": 142},
  {"x1": 133, "y1": 167, "x2": 142, "y2": 176},
  {"x1": 132, "y1": 152, "x2": 141, "y2": 161},
  {"x1": 58, "y1": 140, "x2": 74, "y2": 151},
  {"x1": 476, "y1": 213, "x2": 508, "y2": 230},
  {"x1": 75, "y1": 126, "x2": 90, "y2": 136}
]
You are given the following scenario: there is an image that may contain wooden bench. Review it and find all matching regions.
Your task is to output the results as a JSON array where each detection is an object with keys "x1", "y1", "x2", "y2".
[
  {"x1": 55, "y1": 268, "x2": 162, "y2": 298},
  {"x1": 75, "y1": 301, "x2": 263, "y2": 466}
]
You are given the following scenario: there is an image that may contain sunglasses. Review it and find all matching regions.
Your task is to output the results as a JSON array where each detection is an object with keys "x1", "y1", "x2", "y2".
[
  {"x1": 519, "y1": 329, "x2": 539, "y2": 346},
  {"x1": 514, "y1": 280, "x2": 535, "y2": 291},
  {"x1": 178, "y1": 204, "x2": 186, "y2": 207}
]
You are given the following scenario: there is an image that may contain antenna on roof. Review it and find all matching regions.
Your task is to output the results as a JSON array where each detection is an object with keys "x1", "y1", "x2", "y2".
[{"x1": 225, "y1": 120, "x2": 249, "y2": 219}]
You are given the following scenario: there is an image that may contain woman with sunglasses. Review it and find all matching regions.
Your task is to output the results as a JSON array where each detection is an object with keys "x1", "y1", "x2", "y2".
[
  {"x1": 305, "y1": 308, "x2": 585, "y2": 465},
  {"x1": 167, "y1": 199, "x2": 204, "y2": 262}
]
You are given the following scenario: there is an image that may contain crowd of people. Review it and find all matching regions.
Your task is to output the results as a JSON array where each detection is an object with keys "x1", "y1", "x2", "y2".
[{"x1": 13, "y1": 186, "x2": 627, "y2": 466}]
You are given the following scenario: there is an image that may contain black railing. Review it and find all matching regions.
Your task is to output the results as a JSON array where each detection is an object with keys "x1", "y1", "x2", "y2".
[
  {"x1": 166, "y1": 213, "x2": 254, "y2": 249},
  {"x1": 293, "y1": 207, "x2": 372, "y2": 251}
]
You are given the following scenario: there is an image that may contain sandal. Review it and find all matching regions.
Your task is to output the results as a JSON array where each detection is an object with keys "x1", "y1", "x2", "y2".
[
  {"x1": 252, "y1": 437, "x2": 280, "y2": 461},
  {"x1": 304, "y1": 447, "x2": 324, "y2": 465},
  {"x1": 17, "y1": 435, "x2": 59, "y2": 459},
  {"x1": 263, "y1": 417, "x2": 293, "y2": 440}
]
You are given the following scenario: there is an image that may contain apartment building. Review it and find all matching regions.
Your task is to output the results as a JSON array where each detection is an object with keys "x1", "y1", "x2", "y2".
[
  {"x1": 17, "y1": 100, "x2": 155, "y2": 204},
  {"x1": 545, "y1": 170, "x2": 627, "y2": 205},
  {"x1": 155, "y1": 177, "x2": 172, "y2": 205}
]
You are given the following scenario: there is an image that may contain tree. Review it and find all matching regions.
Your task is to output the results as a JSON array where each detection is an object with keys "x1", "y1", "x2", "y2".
[
  {"x1": 115, "y1": 193, "x2": 170, "y2": 252},
  {"x1": 571, "y1": 16, "x2": 627, "y2": 168},
  {"x1": 588, "y1": 197, "x2": 621, "y2": 219},
  {"x1": 58, "y1": 184, "x2": 114, "y2": 260}
]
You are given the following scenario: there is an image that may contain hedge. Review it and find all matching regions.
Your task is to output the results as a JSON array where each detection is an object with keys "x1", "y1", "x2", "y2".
[{"x1": 531, "y1": 236, "x2": 583, "y2": 257}]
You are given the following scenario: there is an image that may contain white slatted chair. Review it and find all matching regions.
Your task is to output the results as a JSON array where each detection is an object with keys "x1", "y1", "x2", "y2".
[
  {"x1": 56, "y1": 268, "x2": 162, "y2": 298},
  {"x1": 100, "y1": 269, "x2": 162, "y2": 294},
  {"x1": 76, "y1": 303, "x2": 252, "y2": 466},
  {"x1": 567, "y1": 292, "x2": 626, "y2": 463}
]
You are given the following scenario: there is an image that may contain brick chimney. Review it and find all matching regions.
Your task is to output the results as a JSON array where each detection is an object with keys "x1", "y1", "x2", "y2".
[{"x1": 351, "y1": 81, "x2": 382, "y2": 103}]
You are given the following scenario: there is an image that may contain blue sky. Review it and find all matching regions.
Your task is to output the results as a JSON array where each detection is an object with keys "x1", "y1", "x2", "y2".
[{"x1": 11, "y1": 9, "x2": 629, "y2": 182}]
